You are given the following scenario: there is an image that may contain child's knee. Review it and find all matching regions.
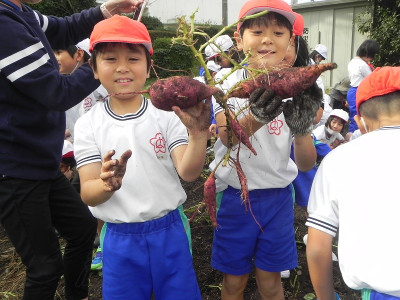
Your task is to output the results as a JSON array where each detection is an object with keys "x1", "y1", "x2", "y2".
[
  {"x1": 255, "y1": 269, "x2": 284, "y2": 298},
  {"x1": 222, "y1": 273, "x2": 249, "y2": 295}
]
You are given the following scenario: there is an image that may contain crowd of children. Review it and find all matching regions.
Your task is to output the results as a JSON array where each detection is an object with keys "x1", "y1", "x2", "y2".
[{"x1": 1, "y1": 0, "x2": 399, "y2": 299}]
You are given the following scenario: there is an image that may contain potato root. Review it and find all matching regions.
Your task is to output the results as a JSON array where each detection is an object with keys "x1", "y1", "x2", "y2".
[
  {"x1": 230, "y1": 117, "x2": 257, "y2": 155},
  {"x1": 227, "y1": 63, "x2": 337, "y2": 99},
  {"x1": 149, "y1": 76, "x2": 221, "y2": 111},
  {"x1": 203, "y1": 171, "x2": 217, "y2": 228}
]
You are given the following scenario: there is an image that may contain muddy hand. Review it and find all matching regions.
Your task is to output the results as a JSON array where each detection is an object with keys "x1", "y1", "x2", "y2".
[
  {"x1": 249, "y1": 88, "x2": 284, "y2": 123},
  {"x1": 283, "y1": 82, "x2": 323, "y2": 135},
  {"x1": 172, "y1": 97, "x2": 211, "y2": 135},
  {"x1": 100, "y1": 149, "x2": 132, "y2": 191}
]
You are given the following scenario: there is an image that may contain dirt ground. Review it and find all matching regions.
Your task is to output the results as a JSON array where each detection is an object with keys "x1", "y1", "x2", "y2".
[{"x1": 0, "y1": 176, "x2": 361, "y2": 300}]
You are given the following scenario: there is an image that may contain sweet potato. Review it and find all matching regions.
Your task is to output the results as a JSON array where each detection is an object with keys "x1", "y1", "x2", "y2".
[
  {"x1": 227, "y1": 63, "x2": 337, "y2": 99},
  {"x1": 230, "y1": 117, "x2": 257, "y2": 155},
  {"x1": 149, "y1": 76, "x2": 221, "y2": 111}
]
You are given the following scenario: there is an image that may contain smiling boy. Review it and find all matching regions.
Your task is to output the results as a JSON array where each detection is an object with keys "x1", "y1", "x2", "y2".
[
  {"x1": 209, "y1": 0, "x2": 321, "y2": 299},
  {"x1": 73, "y1": 15, "x2": 210, "y2": 300}
]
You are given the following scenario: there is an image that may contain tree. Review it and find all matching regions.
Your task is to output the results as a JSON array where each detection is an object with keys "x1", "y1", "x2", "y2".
[
  {"x1": 355, "y1": 0, "x2": 400, "y2": 66},
  {"x1": 27, "y1": 0, "x2": 97, "y2": 17}
]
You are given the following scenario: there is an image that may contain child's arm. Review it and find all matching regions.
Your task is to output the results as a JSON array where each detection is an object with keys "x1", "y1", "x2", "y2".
[
  {"x1": 170, "y1": 100, "x2": 210, "y2": 182},
  {"x1": 284, "y1": 83, "x2": 322, "y2": 171},
  {"x1": 306, "y1": 227, "x2": 337, "y2": 300},
  {"x1": 293, "y1": 134, "x2": 317, "y2": 171},
  {"x1": 79, "y1": 149, "x2": 132, "y2": 206}
]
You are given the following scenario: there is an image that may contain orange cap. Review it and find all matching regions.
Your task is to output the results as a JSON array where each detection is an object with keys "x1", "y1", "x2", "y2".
[
  {"x1": 356, "y1": 66, "x2": 400, "y2": 114},
  {"x1": 89, "y1": 15, "x2": 153, "y2": 56},
  {"x1": 237, "y1": 0, "x2": 296, "y2": 32},
  {"x1": 293, "y1": 12, "x2": 304, "y2": 36}
]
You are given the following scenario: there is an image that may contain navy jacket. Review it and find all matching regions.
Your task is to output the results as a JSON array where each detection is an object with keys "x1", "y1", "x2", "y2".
[{"x1": 0, "y1": 4, "x2": 103, "y2": 179}]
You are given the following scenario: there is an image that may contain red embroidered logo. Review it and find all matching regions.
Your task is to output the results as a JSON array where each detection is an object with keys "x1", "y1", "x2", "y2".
[
  {"x1": 150, "y1": 133, "x2": 166, "y2": 154},
  {"x1": 267, "y1": 117, "x2": 283, "y2": 135},
  {"x1": 83, "y1": 97, "x2": 94, "y2": 112}
]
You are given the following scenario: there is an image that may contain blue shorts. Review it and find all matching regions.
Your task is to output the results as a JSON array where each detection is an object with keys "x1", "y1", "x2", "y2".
[
  {"x1": 292, "y1": 167, "x2": 317, "y2": 207},
  {"x1": 211, "y1": 186, "x2": 298, "y2": 275},
  {"x1": 101, "y1": 207, "x2": 201, "y2": 300},
  {"x1": 362, "y1": 289, "x2": 400, "y2": 300}
]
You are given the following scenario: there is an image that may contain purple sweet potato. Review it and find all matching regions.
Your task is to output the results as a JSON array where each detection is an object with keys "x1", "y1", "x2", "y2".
[
  {"x1": 227, "y1": 63, "x2": 337, "y2": 99},
  {"x1": 149, "y1": 76, "x2": 221, "y2": 111}
]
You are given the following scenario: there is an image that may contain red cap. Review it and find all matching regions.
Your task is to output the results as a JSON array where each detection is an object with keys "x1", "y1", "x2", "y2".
[
  {"x1": 356, "y1": 66, "x2": 400, "y2": 114},
  {"x1": 90, "y1": 15, "x2": 153, "y2": 56},
  {"x1": 293, "y1": 12, "x2": 304, "y2": 36},
  {"x1": 237, "y1": 0, "x2": 296, "y2": 32}
]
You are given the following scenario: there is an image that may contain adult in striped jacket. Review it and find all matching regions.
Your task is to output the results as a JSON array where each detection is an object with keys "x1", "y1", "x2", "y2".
[{"x1": 0, "y1": 1, "x2": 143, "y2": 299}]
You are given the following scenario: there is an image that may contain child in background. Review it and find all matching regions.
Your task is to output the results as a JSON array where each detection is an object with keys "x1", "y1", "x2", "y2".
[
  {"x1": 306, "y1": 66, "x2": 400, "y2": 300},
  {"x1": 55, "y1": 40, "x2": 108, "y2": 269},
  {"x1": 74, "y1": 15, "x2": 210, "y2": 300},
  {"x1": 347, "y1": 39, "x2": 380, "y2": 132},
  {"x1": 54, "y1": 39, "x2": 108, "y2": 142},
  {"x1": 205, "y1": 34, "x2": 242, "y2": 84},
  {"x1": 310, "y1": 44, "x2": 328, "y2": 65},
  {"x1": 209, "y1": 0, "x2": 321, "y2": 298},
  {"x1": 205, "y1": 34, "x2": 238, "y2": 69},
  {"x1": 313, "y1": 109, "x2": 349, "y2": 149},
  {"x1": 60, "y1": 139, "x2": 76, "y2": 181},
  {"x1": 194, "y1": 60, "x2": 221, "y2": 145}
]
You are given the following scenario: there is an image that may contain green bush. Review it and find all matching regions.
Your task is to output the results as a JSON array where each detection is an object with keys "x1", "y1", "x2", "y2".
[
  {"x1": 142, "y1": 15, "x2": 164, "y2": 30},
  {"x1": 193, "y1": 24, "x2": 235, "y2": 47},
  {"x1": 151, "y1": 38, "x2": 195, "y2": 79},
  {"x1": 149, "y1": 30, "x2": 176, "y2": 41},
  {"x1": 27, "y1": 0, "x2": 97, "y2": 16}
]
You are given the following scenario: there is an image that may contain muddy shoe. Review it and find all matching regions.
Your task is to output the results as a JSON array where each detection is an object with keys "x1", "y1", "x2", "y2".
[{"x1": 91, "y1": 247, "x2": 103, "y2": 271}]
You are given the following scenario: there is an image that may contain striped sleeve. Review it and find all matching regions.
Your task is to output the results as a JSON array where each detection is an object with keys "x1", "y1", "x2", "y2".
[
  {"x1": 74, "y1": 113, "x2": 102, "y2": 168},
  {"x1": 306, "y1": 158, "x2": 339, "y2": 237},
  {"x1": 0, "y1": 12, "x2": 100, "y2": 111},
  {"x1": 165, "y1": 112, "x2": 189, "y2": 153},
  {"x1": 305, "y1": 216, "x2": 338, "y2": 236}
]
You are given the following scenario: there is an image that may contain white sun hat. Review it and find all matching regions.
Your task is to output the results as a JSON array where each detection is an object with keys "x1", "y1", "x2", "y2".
[
  {"x1": 330, "y1": 109, "x2": 349, "y2": 123},
  {"x1": 205, "y1": 35, "x2": 234, "y2": 59},
  {"x1": 314, "y1": 44, "x2": 328, "y2": 59},
  {"x1": 76, "y1": 38, "x2": 91, "y2": 56},
  {"x1": 206, "y1": 60, "x2": 221, "y2": 73}
]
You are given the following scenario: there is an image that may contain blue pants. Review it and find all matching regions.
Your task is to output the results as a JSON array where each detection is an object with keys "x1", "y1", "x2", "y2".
[
  {"x1": 362, "y1": 289, "x2": 400, "y2": 300},
  {"x1": 347, "y1": 86, "x2": 359, "y2": 132},
  {"x1": 0, "y1": 173, "x2": 97, "y2": 300},
  {"x1": 102, "y1": 208, "x2": 201, "y2": 300},
  {"x1": 211, "y1": 186, "x2": 297, "y2": 275}
]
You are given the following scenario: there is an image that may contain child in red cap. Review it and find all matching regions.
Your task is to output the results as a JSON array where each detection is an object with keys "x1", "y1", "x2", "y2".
[
  {"x1": 74, "y1": 15, "x2": 210, "y2": 300},
  {"x1": 209, "y1": 0, "x2": 321, "y2": 299},
  {"x1": 306, "y1": 66, "x2": 400, "y2": 300}
]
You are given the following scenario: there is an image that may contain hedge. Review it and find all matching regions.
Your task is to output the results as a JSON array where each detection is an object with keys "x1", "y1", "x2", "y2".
[{"x1": 151, "y1": 38, "x2": 196, "y2": 79}]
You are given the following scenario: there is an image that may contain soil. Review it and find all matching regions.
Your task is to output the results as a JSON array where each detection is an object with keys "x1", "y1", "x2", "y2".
[{"x1": 0, "y1": 177, "x2": 361, "y2": 300}]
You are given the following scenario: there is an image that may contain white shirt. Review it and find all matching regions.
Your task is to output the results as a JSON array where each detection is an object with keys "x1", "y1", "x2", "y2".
[
  {"x1": 306, "y1": 126, "x2": 400, "y2": 297},
  {"x1": 74, "y1": 97, "x2": 189, "y2": 223},
  {"x1": 347, "y1": 57, "x2": 372, "y2": 87},
  {"x1": 66, "y1": 84, "x2": 108, "y2": 140},
  {"x1": 210, "y1": 69, "x2": 297, "y2": 192},
  {"x1": 313, "y1": 124, "x2": 344, "y2": 146}
]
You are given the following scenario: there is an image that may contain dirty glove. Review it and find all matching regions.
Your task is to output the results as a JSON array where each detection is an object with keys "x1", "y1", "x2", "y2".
[
  {"x1": 249, "y1": 88, "x2": 284, "y2": 123},
  {"x1": 283, "y1": 83, "x2": 323, "y2": 135}
]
